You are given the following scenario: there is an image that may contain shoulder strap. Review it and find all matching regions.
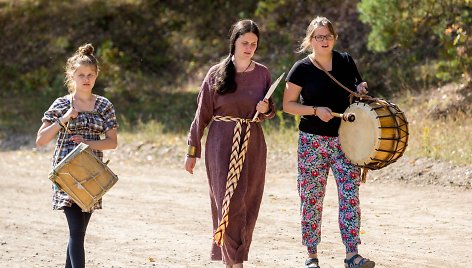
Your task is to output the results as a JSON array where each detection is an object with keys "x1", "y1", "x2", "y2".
[
  {"x1": 313, "y1": 57, "x2": 361, "y2": 97},
  {"x1": 311, "y1": 57, "x2": 379, "y2": 104},
  {"x1": 53, "y1": 95, "x2": 73, "y2": 167}
]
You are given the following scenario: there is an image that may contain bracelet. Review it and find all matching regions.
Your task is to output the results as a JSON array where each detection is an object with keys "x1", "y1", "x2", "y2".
[
  {"x1": 187, "y1": 145, "x2": 197, "y2": 157},
  {"x1": 312, "y1": 106, "x2": 318, "y2": 116},
  {"x1": 56, "y1": 118, "x2": 65, "y2": 129}
]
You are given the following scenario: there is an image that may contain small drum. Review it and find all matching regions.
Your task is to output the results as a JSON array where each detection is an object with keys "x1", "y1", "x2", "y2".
[
  {"x1": 339, "y1": 100, "x2": 409, "y2": 170},
  {"x1": 48, "y1": 143, "x2": 118, "y2": 212}
]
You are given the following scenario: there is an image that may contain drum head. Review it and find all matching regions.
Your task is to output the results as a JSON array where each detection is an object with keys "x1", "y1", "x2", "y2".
[{"x1": 339, "y1": 102, "x2": 381, "y2": 165}]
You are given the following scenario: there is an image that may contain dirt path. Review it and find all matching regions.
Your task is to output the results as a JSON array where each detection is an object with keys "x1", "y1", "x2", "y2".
[{"x1": 1, "y1": 149, "x2": 471, "y2": 267}]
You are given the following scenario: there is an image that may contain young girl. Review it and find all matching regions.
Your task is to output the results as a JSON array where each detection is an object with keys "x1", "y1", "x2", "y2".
[{"x1": 36, "y1": 43, "x2": 118, "y2": 268}]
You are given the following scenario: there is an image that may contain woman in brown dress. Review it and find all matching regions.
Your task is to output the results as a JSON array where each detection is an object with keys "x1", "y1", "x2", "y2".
[{"x1": 184, "y1": 19, "x2": 275, "y2": 268}]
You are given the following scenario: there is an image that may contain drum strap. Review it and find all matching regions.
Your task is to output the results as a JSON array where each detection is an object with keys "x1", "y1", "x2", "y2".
[
  {"x1": 53, "y1": 95, "x2": 73, "y2": 167},
  {"x1": 311, "y1": 57, "x2": 377, "y2": 104},
  {"x1": 211, "y1": 115, "x2": 258, "y2": 247},
  {"x1": 312, "y1": 58, "x2": 380, "y2": 183}
]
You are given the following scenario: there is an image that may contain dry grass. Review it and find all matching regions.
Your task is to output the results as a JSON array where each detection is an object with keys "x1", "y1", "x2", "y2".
[
  {"x1": 397, "y1": 81, "x2": 471, "y2": 166},
  {"x1": 116, "y1": 81, "x2": 471, "y2": 168},
  {"x1": 406, "y1": 115, "x2": 471, "y2": 165}
]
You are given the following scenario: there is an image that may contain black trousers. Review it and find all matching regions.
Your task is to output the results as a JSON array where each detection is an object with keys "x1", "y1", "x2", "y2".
[{"x1": 63, "y1": 203, "x2": 92, "y2": 268}]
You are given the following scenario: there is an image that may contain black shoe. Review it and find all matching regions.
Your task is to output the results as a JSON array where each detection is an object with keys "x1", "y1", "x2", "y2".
[{"x1": 305, "y1": 258, "x2": 320, "y2": 268}]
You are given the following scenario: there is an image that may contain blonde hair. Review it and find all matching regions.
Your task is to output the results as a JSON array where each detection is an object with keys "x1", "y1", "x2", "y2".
[
  {"x1": 297, "y1": 16, "x2": 338, "y2": 54},
  {"x1": 64, "y1": 43, "x2": 100, "y2": 93}
]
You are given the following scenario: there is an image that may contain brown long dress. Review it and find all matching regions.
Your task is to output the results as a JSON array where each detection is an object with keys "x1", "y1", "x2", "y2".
[{"x1": 188, "y1": 62, "x2": 275, "y2": 265}]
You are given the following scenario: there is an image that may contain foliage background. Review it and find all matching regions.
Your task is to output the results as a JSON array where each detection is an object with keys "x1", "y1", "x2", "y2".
[{"x1": 0, "y1": 0, "x2": 470, "y2": 163}]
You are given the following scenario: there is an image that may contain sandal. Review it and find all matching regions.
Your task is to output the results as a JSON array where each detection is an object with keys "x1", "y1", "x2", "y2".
[
  {"x1": 344, "y1": 254, "x2": 375, "y2": 268},
  {"x1": 305, "y1": 257, "x2": 320, "y2": 268}
]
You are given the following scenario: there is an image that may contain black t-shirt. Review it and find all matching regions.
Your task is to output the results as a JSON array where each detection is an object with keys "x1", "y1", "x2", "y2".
[{"x1": 286, "y1": 50, "x2": 363, "y2": 136}]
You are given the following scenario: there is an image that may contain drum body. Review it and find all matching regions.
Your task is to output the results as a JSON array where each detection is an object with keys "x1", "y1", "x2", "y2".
[
  {"x1": 48, "y1": 143, "x2": 118, "y2": 212},
  {"x1": 338, "y1": 100, "x2": 409, "y2": 170}
]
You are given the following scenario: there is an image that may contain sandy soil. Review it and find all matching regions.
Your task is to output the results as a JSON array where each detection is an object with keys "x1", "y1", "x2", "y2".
[{"x1": 1, "y1": 145, "x2": 471, "y2": 268}]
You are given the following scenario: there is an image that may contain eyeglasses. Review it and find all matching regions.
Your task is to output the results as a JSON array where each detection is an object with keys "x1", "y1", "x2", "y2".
[{"x1": 313, "y1": 34, "x2": 335, "y2": 42}]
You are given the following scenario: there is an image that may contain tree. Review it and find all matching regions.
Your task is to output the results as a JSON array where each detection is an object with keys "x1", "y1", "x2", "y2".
[{"x1": 358, "y1": 0, "x2": 471, "y2": 87}]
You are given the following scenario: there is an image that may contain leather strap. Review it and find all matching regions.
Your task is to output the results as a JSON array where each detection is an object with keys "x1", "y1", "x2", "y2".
[
  {"x1": 53, "y1": 95, "x2": 72, "y2": 167},
  {"x1": 311, "y1": 56, "x2": 377, "y2": 103}
]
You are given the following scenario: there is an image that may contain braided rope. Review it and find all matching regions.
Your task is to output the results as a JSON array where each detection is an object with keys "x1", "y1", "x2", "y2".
[{"x1": 212, "y1": 115, "x2": 256, "y2": 246}]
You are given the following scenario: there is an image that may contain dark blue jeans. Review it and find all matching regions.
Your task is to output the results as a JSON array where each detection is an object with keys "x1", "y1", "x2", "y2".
[{"x1": 63, "y1": 204, "x2": 92, "y2": 268}]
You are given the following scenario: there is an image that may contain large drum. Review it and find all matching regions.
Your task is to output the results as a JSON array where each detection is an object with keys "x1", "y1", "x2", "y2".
[
  {"x1": 338, "y1": 100, "x2": 409, "y2": 170},
  {"x1": 49, "y1": 143, "x2": 118, "y2": 212}
]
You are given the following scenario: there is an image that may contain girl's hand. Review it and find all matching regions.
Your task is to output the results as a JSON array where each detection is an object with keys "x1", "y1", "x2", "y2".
[
  {"x1": 70, "y1": 135, "x2": 86, "y2": 145},
  {"x1": 61, "y1": 106, "x2": 79, "y2": 123}
]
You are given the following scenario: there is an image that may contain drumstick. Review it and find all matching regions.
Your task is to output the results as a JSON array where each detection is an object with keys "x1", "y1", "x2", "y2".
[{"x1": 331, "y1": 112, "x2": 356, "y2": 122}]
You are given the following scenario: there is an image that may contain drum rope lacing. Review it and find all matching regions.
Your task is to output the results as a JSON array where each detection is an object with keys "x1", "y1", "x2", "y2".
[
  {"x1": 366, "y1": 104, "x2": 408, "y2": 167},
  {"x1": 313, "y1": 57, "x2": 409, "y2": 183},
  {"x1": 312, "y1": 58, "x2": 388, "y2": 182}
]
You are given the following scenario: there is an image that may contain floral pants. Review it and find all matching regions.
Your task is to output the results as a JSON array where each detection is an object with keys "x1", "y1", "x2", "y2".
[{"x1": 297, "y1": 131, "x2": 361, "y2": 254}]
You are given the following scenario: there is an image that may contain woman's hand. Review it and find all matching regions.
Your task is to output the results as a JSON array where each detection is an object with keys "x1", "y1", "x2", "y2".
[
  {"x1": 315, "y1": 106, "x2": 333, "y2": 122},
  {"x1": 184, "y1": 156, "x2": 197, "y2": 174},
  {"x1": 255, "y1": 98, "x2": 270, "y2": 114},
  {"x1": 356, "y1": 82, "x2": 368, "y2": 95}
]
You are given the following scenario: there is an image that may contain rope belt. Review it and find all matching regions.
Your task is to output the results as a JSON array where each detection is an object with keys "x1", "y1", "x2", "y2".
[{"x1": 212, "y1": 115, "x2": 258, "y2": 246}]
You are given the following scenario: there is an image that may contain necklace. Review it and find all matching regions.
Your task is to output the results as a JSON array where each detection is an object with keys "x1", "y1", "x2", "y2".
[{"x1": 235, "y1": 60, "x2": 252, "y2": 73}]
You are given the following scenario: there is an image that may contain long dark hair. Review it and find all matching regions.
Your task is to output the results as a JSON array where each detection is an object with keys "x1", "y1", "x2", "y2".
[{"x1": 212, "y1": 19, "x2": 260, "y2": 95}]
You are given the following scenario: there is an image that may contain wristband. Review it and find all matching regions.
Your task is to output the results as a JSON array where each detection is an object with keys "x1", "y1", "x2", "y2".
[
  {"x1": 56, "y1": 118, "x2": 65, "y2": 129},
  {"x1": 187, "y1": 145, "x2": 197, "y2": 157}
]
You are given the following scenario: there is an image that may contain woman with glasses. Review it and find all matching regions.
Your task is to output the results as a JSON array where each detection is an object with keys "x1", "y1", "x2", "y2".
[{"x1": 283, "y1": 16, "x2": 374, "y2": 268}]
